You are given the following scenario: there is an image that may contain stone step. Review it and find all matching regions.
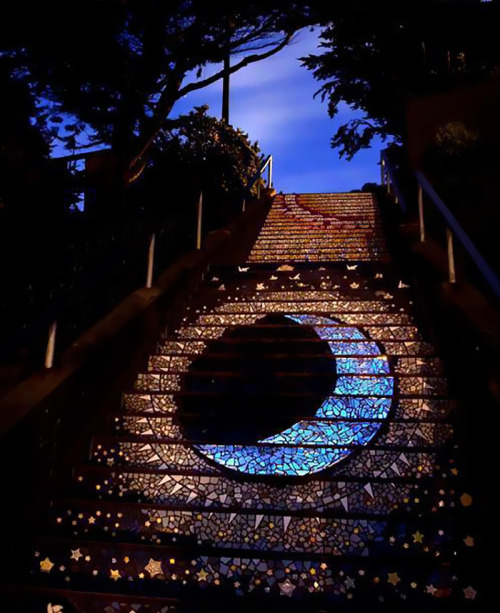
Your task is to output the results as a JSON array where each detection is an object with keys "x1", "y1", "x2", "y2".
[
  {"x1": 30, "y1": 515, "x2": 473, "y2": 607},
  {"x1": 172, "y1": 325, "x2": 423, "y2": 342},
  {"x1": 114, "y1": 410, "x2": 450, "y2": 442},
  {"x1": 197, "y1": 283, "x2": 412, "y2": 297},
  {"x1": 148, "y1": 355, "x2": 443, "y2": 376},
  {"x1": 102, "y1": 406, "x2": 453, "y2": 440},
  {"x1": 132, "y1": 372, "x2": 446, "y2": 397},
  {"x1": 89, "y1": 422, "x2": 453, "y2": 473},
  {"x1": 72, "y1": 459, "x2": 453, "y2": 493},
  {"x1": 190, "y1": 312, "x2": 413, "y2": 325},
  {"x1": 207, "y1": 260, "x2": 397, "y2": 273},
  {"x1": 155, "y1": 339, "x2": 437, "y2": 357},
  {"x1": 121, "y1": 393, "x2": 454, "y2": 418},
  {"x1": 47, "y1": 495, "x2": 456, "y2": 555}
]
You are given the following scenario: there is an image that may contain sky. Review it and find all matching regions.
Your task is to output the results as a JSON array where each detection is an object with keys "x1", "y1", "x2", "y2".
[
  {"x1": 52, "y1": 29, "x2": 383, "y2": 194},
  {"x1": 171, "y1": 28, "x2": 383, "y2": 194}
]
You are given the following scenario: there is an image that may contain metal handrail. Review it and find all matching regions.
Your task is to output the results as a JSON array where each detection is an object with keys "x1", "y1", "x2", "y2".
[
  {"x1": 380, "y1": 150, "x2": 500, "y2": 303},
  {"x1": 0, "y1": 216, "x2": 175, "y2": 367},
  {"x1": 247, "y1": 155, "x2": 273, "y2": 199},
  {"x1": 380, "y1": 152, "x2": 407, "y2": 213},
  {"x1": 2, "y1": 152, "x2": 275, "y2": 372}
]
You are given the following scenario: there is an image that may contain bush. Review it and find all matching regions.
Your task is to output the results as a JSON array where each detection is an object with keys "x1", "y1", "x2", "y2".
[{"x1": 136, "y1": 106, "x2": 263, "y2": 229}]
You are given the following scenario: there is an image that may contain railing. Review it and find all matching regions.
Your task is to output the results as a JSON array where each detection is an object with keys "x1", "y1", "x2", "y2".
[
  {"x1": 0, "y1": 216, "x2": 184, "y2": 371},
  {"x1": 380, "y1": 150, "x2": 500, "y2": 302},
  {"x1": 0, "y1": 154, "x2": 274, "y2": 377},
  {"x1": 195, "y1": 154, "x2": 273, "y2": 245},
  {"x1": 256, "y1": 155, "x2": 273, "y2": 200}
]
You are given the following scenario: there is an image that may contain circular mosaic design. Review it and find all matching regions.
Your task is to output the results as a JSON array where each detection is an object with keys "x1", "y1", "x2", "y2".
[{"x1": 193, "y1": 313, "x2": 393, "y2": 476}]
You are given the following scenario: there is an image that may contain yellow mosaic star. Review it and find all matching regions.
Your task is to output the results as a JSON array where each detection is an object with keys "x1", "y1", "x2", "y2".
[
  {"x1": 197, "y1": 569, "x2": 209, "y2": 581},
  {"x1": 412, "y1": 531, "x2": 424, "y2": 544},
  {"x1": 388, "y1": 572, "x2": 401, "y2": 586},
  {"x1": 145, "y1": 558, "x2": 163, "y2": 578},
  {"x1": 110, "y1": 569, "x2": 120, "y2": 581},
  {"x1": 70, "y1": 549, "x2": 83, "y2": 561},
  {"x1": 40, "y1": 557, "x2": 54, "y2": 573}
]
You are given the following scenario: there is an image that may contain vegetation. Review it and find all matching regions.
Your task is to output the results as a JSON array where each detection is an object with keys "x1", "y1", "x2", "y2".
[
  {"x1": 3, "y1": 0, "x2": 500, "y2": 364},
  {"x1": 140, "y1": 106, "x2": 262, "y2": 227},
  {"x1": 302, "y1": 0, "x2": 500, "y2": 159},
  {"x1": 1, "y1": 1, "x2": 308, "y2": 191}
]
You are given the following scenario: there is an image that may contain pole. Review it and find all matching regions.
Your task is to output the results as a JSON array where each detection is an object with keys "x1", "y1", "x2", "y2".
[
  {"x1": 44, "y1": 320, "x2": 57, "y2": 369},
  {"x1": 222, "y1": 53, "x2": 230, "y2": 123},
  {"x1": 257, "y1": 171, "x2": 261, "y2": 200},
  {"x1": 418, "y1": 184, "x2": 426, "y2": 242},
  {"x1": 196, "y1": 191, "x2": 203, "y2": 250},
  {"x1": 146, "y1": 233, "x2": 155, "y2": 288},
  {"x1": 446, "y1": 227, "x2": 456, "y2": 283},
  {"x1": 268, "y1": 157, "x2": 273, "y2": 188}
]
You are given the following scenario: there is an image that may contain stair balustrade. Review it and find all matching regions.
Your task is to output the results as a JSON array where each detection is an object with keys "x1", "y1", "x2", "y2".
[{"x1": 381, "y1": 149, "x2": 500, "y2": 301}]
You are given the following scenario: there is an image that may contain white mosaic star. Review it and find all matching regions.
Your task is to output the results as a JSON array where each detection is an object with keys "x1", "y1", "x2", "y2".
[{"x1": 279, "y1": 578, "x2": 296, "y2": 597}]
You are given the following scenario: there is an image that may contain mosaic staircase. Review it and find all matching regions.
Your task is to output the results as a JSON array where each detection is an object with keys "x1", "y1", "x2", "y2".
[{"x1": 16, "y1": 193, "x2": 480, "y2": 611}]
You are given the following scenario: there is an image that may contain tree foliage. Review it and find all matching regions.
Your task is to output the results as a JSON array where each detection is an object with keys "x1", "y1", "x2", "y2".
[
  {"x1": 302, "y1": 0, "x2": 500, "y2": 158},
  {"x1": 155, "y1": 105, "x2": 261, "y2": 194},
  {"x1": 0, "y1": 55, "x2": 63, "y2": 217},
  {"x1": 134, "y1": 105, "x2": 261, "y2": 227},
  {"x1": 1, "y1": 1, "x2": 311, "y2": 182}
]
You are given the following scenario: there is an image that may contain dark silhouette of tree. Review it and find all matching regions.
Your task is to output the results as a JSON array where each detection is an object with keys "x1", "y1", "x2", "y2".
[
  {"x1": 137, "y1": 105, "x2": 262, "y2": 226},
  {"x1": 1, "y1": 1, "x2": 312, "y2": 186},
  {"x1": 301, "y1": 0, "x2": 500, "y2": 158},
  {"x1": 0, "y1": 56, "x2": 63, "y2": 219}
]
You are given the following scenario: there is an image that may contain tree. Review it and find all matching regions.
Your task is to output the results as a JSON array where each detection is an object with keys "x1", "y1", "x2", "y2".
[
  {"x1": 2, "y1": 1, "x2": 311, "y2": 184},
  {"x1": 301, "y1": 0, "x2": 500, "y2": 159},
  {"x1": 0, "y1": 55, "x2": 63, "y2": 219},
  {"x1": 138, "y1": 105, "x2": 262, "y2": 227}
]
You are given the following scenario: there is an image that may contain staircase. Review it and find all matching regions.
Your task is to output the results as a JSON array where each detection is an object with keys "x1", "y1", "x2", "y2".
[{"x1": 13, "y1": 193, "x2": 480, "y2": 611}]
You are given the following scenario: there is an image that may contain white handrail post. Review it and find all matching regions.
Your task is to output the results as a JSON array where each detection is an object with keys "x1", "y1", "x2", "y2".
[
  {"x1": 380, "y1": 157, "x2": 385, "y2": 186},
  {"x1": 446, "y1": 227, "x2": 457, "y2": 283},
  {"x1": 257, "y1": 170, "x2": 261, "y2": 199},
  {"x1": 44, "y1": 320, "x2": 57, "y2": 369},
  {"x1": 146, "y1": 233, "x2": 155, "y2": 288},
  {"x1": 196, "y1": 191, "x2": 203, "y2": 250},
  {"x1": 268, "y1": 157, "x2": 273, "y2": 188},
  {"x1": 418, "y1": 184, "x2": 426, "y2": 242}
]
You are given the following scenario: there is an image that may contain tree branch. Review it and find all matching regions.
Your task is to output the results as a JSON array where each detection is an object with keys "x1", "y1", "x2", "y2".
[
  {"x1": 177, "y1": 32, "x2": 294, "y2": 98},
  {"x1": 125, "y1": 32, "x2": 294, "y2": 181}
]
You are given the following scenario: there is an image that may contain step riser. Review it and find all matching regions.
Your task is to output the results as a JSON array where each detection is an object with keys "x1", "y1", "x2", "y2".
[{"x1": 122, "y1": 395, "x2": 453, "y2": 417}]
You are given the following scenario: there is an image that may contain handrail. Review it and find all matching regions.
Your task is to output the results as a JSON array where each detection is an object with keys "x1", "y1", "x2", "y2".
[
  {"x1": 0, "y1": 216, "x2": 175, "y2": 364},
  {"x1": 380, "y1": 149, "x2": 500, "y2": 303},
  {"x1": 416, "y1": 170, "x2": 500, "y2": 301},
  {"x1": 1, "y1": 151, "x2": 274, "y2": 375},
  {"x1": 247, "y1": 155, "x2": 273, "y2": 199},
  {"x1": 380, "y1": 151, "x2": 407, "y2": 213}
]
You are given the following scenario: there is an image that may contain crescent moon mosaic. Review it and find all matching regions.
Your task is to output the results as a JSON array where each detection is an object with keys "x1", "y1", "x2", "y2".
[
  {"x1": 121, "y1": 276, "x2": 451, "y2": 563},
  {"x1": 195, "y1": 313, "x2": 394, "y2": 476}
]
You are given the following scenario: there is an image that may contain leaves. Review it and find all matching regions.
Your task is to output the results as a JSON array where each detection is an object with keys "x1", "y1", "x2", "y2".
[
  {"x1": 146, "y1": 107, "x2": 262, "y2": 209},
  {"x1": 302, "y1": 0, "x2": 500, "y2": 157}
]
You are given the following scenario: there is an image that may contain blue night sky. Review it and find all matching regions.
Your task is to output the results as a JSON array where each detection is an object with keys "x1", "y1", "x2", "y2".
[
  {"x1": 52, "y1": 29, "x2": 382, "y2": 194},
  {"x1": 172, "y1": 28, "x2": 383, "y2": 193}
]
